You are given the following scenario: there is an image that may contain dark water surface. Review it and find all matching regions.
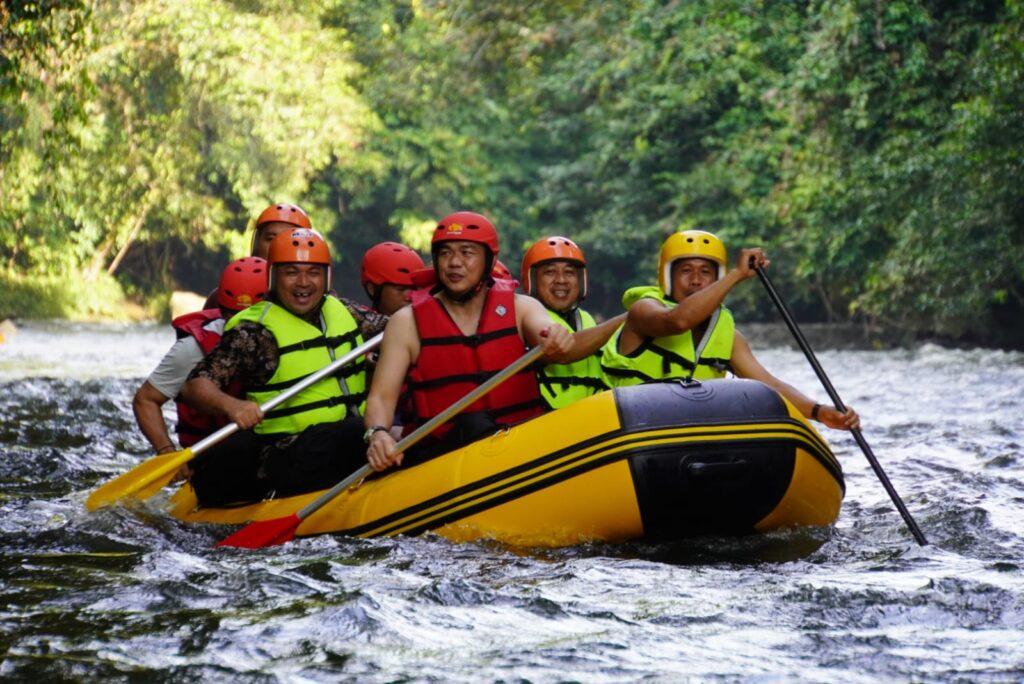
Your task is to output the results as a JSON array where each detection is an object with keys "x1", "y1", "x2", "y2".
[{"x1": 1, "y1": 321, "x2": 1022, "y2": 682}]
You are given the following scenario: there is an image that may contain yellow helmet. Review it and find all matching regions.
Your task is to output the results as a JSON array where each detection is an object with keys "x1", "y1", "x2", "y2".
[{"x1": 657, "y1": 230, "x2": 727, "y2": 295}]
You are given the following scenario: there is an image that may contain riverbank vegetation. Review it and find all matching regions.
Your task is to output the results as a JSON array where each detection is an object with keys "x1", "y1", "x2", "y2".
[{"x1": 2, "y1": 1, "x2": 1022, "y2": 347}]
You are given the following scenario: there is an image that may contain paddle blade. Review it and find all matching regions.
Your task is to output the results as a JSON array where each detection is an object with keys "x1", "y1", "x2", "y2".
[
  {"x1": 214, "y1": 514, "x2": 300, "y2": 549},
  {"x1": 85, "y1": 448, "x2": 194, "y2": 511}
]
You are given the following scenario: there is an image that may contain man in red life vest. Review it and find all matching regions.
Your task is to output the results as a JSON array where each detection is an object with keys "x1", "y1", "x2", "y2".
[
  {"x1": 363, "y1": 211, "x2": 612, "y2": 471},
  {"x1": 360, "y1": 241, "x2": 425, "y2": 316},
  {"x1": 133, "y1": 257, "x2": 268, "y2": 456}
]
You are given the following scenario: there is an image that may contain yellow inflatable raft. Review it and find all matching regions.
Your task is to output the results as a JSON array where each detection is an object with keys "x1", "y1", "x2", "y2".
[{"x1": 168, "y1": 379, "x2": 844, "y2": 547}]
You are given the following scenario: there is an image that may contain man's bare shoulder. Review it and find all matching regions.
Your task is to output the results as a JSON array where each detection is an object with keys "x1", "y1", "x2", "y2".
[
  {"x1": 388, "y1": 305, "x2": 415, "y2": 326},
  {"x1": 383, "y1": 306, "x2": 418, "y2": 342},
  {"x1": 514, "y1": 293, "x2": 546, "y2": 315}
]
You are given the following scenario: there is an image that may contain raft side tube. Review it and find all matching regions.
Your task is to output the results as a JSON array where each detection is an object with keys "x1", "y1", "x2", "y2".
[{"x1": 613, "y1": 380, "x2": 844, "y2": 538}]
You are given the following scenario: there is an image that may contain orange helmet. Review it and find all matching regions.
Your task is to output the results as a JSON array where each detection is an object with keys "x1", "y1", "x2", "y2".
[
  {"x1": 361, "y1": 242, "x2": 425, "y2": 287},
  {"x1": 267, "y1": 228, "x2": 332, "y2": 296},
  {"x1": 251, "y1": 203, "x2": 312, "y2": 256},
  {"x1": 431, "y1": 211, "x2": 500, "y2": 258},
  {"x1": 255, "y1": 203, "x2": 311, "y2": 229},
  {"x1": 218, "y1": 257, "x2": 268, "y2": 312},
  {"x1": 520, "y1": 236, "x2": 587, "y2": 299}
]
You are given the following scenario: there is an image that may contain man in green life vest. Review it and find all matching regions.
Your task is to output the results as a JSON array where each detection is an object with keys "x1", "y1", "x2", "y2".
[
  {"x1": 600, "y1": 230, "x2": 860, "y2": 430},
  {"x1": 181, "y1": 227, "x2": 385, "y2": 506},
  {"x1": 521, "y1": 236, "x2": 625, "y2": 409}
]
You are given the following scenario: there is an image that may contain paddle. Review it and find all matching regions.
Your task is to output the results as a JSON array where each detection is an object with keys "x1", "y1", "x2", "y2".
[
  {"x1": 215, "y1": 343, "x2": 547, "y2": 549},
  {"x1": 752, "y1": 262, "x2": 928, "y2": 546},
  {"x1": 86, "y1": 332, "x2": 384, "y2": 512}
]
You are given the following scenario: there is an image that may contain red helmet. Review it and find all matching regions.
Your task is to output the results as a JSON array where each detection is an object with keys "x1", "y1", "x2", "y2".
[
  {"x1": 267, "y1": 228, "x2": 332, "y2": 296},
  {"x1": 255, "y1": 203, "x2": 311, "y2": 229},
  {"x1": 218, "y1": 257, "x2": 269, "y2": 312},
  {"x1": 491, "y1": 259, "x2": 514, "y2": 280},
  {"x1": 520, "y1": 236, "x2": 587, "y2": 299},
  {"x1": 431, "y1": 211, "x2": 499, "y2": 257},
  {"x1": 361, "y1": 242, "x2": 425, "y2": 287}
]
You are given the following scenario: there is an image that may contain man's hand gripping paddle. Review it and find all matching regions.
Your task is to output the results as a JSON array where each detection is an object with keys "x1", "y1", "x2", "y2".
[
  {"x1": 85, "y1": 333, "x2": 383, "y2": 511},
  {"x1": 214, "y1": 344, "x2": 546, "y2": 549}
]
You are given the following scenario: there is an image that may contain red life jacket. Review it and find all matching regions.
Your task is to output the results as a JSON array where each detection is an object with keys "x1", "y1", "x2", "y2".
[
  {"x1": 408, "y1": 278, "x2": 544, "y2": 441},
  {"x1": 170, "y1": 309, "x2": 232, "y2": 446}
]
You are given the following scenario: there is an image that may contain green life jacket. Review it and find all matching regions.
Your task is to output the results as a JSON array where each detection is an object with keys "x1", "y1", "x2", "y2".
[
  {"x1": 537, "y1": 307, "x2": 608, "y2": 410},
  {"x1": 225, "y1": 296, "x2": 367, "y2": 435},
  {"x1": 601, "y1": 286, "x2": 735, "y2": 387}
]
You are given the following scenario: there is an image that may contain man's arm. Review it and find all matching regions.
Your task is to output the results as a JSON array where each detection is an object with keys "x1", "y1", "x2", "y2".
[
  {"x1": 730, "y1": 331, "x2": 860, "y2": 430},
  {"x1": 180, "y1": 377, "x2": 264, "y2": 430},
  {"x1": 515, "y1": 295, "x2": 575, "y2": 363},
  {"x1": 338, "y1": 295, "x2": 389, "y2": 338},
  {"x1": 364, "y1": 308, "x2": 419, "y2": 471},
  {"x1": 133, "y1": 336, "x2": 206, "y2": 453},
  {"x1": 180, "y1": 324, "x2": 276, "y2": 430},
  {"x1": 132, "y1": 381, "x2": 176, "y2": 453},
  {"x1": 565, "y1": 312, "x2": 626, "y2": 361},
  {"x1": 631, "y1": 248, "x2": 766, "y2": 340}
]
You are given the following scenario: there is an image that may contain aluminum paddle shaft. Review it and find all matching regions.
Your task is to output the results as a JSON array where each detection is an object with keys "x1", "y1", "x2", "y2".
[
  {"x1": 86, "y1": 332, "x2": 383, "y2": 511},
  {"x1": 215, "y1": 344, "x2": 546, "y2": 548}
]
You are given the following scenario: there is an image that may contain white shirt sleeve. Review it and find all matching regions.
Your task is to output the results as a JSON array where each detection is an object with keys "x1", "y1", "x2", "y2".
[
  {"x1": 146, "y1": 337, "x2": 204, "y2": 399},
  {"x1": 146, "y1": 319, "x2": 225, "y2": 399}
]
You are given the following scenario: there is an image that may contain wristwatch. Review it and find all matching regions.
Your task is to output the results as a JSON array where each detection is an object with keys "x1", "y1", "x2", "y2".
[{"x1": 363, "y1": 425, "x2": 389, "y2": 444}]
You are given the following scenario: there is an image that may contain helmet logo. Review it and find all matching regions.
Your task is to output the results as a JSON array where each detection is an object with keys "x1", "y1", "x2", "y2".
[
  {"x1": 445, "y1": 223, "x2": 464, "y2": 235},
  {"x1": 495, "y1": 304, "x2": 507, "y2": 317},
  {"x1": 236, "y1": 294, "x2": 253, "y2": 307}
]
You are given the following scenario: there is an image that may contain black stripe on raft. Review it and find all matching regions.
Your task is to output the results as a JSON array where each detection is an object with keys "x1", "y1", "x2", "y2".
[{"x1": 324, "y1": 420, "x2": 839, "y2": 539}]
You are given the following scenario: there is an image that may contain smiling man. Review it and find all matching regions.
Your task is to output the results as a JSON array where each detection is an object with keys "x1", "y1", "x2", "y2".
[
  {"x1": 600, "y1": 229, "x2": 860, "y2": 431},
  {"x1": 204, "y1": 202, "x2": 313, "y2": 310},
  {"x1": 520, "y1": 236, "x2": 624, "y2": 410},
  {"x1": 181, "y1": 228, "x2": 386, "y2": 506}
]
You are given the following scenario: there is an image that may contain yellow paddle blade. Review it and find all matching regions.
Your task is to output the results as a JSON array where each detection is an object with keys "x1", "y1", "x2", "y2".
[{"x1": 85, "y1": 447, "x2": 194, "y2": 511}]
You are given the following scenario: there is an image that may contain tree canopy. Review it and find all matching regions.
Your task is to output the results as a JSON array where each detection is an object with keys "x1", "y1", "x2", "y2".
[{"x1": 2, "y1": 0, "x2": 1021, "y2": 346}]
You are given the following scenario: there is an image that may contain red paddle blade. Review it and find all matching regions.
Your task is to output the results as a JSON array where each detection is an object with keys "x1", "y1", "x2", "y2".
[{"x1": 214, "y1": 513, "x2": 300, "y2": 549}]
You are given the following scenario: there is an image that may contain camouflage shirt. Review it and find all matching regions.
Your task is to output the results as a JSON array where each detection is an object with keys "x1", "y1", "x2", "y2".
[{"x1": 187, "y1": 296, "x2": 387, "y2": 391}]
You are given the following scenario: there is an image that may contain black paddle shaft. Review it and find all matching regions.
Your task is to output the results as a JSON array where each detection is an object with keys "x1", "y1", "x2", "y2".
[{"x1": 753, "y1": 262, "x2": 928, "y2": 546}]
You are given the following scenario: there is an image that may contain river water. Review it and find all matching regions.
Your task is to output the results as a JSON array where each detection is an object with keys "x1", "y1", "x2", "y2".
[{"x1": 0, "y1": 320, "x2": 1022, "y2": 682}]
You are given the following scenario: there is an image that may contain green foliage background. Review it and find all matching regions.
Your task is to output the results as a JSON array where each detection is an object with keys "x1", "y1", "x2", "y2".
[{"x1": 2, "y1": 0, "x2": 1022, "y2": 346}]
